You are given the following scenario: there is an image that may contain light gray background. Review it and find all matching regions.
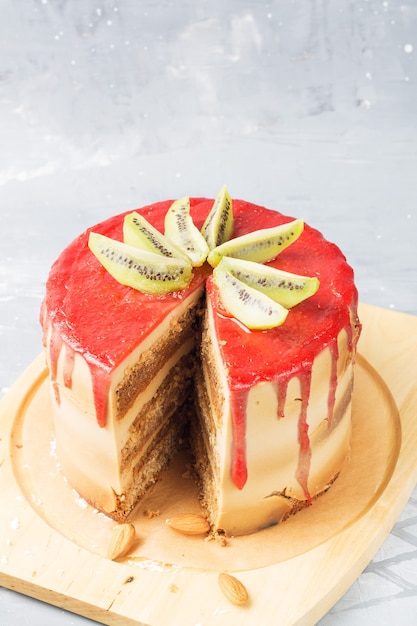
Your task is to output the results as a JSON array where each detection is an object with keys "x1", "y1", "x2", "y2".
[{"x1": 1, "y1": 1, "x2": 416, "y2": 624}]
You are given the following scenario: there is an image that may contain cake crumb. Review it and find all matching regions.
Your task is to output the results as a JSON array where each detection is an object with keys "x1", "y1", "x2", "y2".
[
  {"x1": 144, "y1": 509, "x2": 160, "y2": 519},
  {"x1": 181, "y1": 463, "x2": 198, "y2": 482},
  {"x1": 205, "y1": 529, "x2": 230, "y2": 547},
  {"x1": 169, "y1": 583, "x2": 179, "y2": 593}
]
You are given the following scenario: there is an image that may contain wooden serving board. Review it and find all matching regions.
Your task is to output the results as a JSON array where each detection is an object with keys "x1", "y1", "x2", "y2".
[{"x1": 1, "y1": 302, "x2": 417, "y2": 626}]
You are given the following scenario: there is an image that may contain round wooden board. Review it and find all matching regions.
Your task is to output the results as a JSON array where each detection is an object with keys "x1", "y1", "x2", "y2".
[{"x1": 0, "y1": 303, "x2": 417, "y2": 625}]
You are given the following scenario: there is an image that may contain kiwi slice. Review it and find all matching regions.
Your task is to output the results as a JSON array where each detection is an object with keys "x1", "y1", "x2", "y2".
[
  {"x1": 88, "y1": 232, "x2": 193, "y2": 295},
  {"x1": 213, "y1": 263, "x2": 288, "y2": 330},
  {"x1": 207, "y1": 219, "x2": 304, "y2": 267},
  {"x1": 123, "y1": 212, "x2": 191, "y2": 262},
  {"x1": 219, "y1": 256, "x2": 320, "y2": 308},
  {"x1": 164, "y1": 196, "x2": 209, "y2": 267},
  {"x1": 201, "y1": 185, "x2": 234, "y2": 250}
]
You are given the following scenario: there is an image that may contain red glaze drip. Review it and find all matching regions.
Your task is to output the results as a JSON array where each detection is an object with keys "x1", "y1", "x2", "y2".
[
  {"x1": 230, "y1": 389, "x2": 249, "y2": 490},
  {"x1": 52, "y1": 382, "x2": 60, "y2": 406},
  {"x1": 277, "y1": 379, "x2": 289, "y2": 419},
  {"x1": 48, "y1": 328, "x2": 62, "y2": 384},
  {"x1": 327, "y1": 339, "x2": 339, "y2": 429},
  {"x1": 295, "y1": 371, "x2": 312, "y2": 502},
  {"x1": 63, "y1": 345, "x2": 75, "y2": 389},
  {"x1": 90, "y1": 365, "x2": 113, "y2": 428},
  {"x1": 48, "y1": 329, "x2": 62, "y2": 405}
]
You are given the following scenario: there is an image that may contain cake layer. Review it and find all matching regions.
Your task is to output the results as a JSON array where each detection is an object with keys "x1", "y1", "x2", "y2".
[
  {"x1": 114, "y1": 411, "x2": 188, "y2": 521},
  {"x1": 120, "y1": 352, "x2": 194, "y2": 474}
]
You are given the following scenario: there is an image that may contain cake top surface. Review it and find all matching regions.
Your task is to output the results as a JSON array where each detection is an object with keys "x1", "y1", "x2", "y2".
[{"x1": 42, "y1": 197, "x2": 359, "y2": 420}]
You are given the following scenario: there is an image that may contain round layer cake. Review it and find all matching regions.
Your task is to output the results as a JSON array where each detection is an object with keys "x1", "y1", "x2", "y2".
[{"x1": 41, "y1": 196, "x2": 361, "y2": 535}]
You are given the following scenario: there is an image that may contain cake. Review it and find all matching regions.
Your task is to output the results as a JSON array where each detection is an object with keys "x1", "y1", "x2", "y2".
[{"x1": 40, "y1": 192, "x2": 361, "y2": 536}]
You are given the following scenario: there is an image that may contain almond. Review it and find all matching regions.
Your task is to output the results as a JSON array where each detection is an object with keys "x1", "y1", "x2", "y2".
[
  {"x1": 165, "y1": 513, "x2": 210, "y2": 535},
  {"x1": 218, "y1": 572, "x2": 249, "y2": 606},
  {"x1": 107, "y1": 523, "x2": 136, "y2": 560}
]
